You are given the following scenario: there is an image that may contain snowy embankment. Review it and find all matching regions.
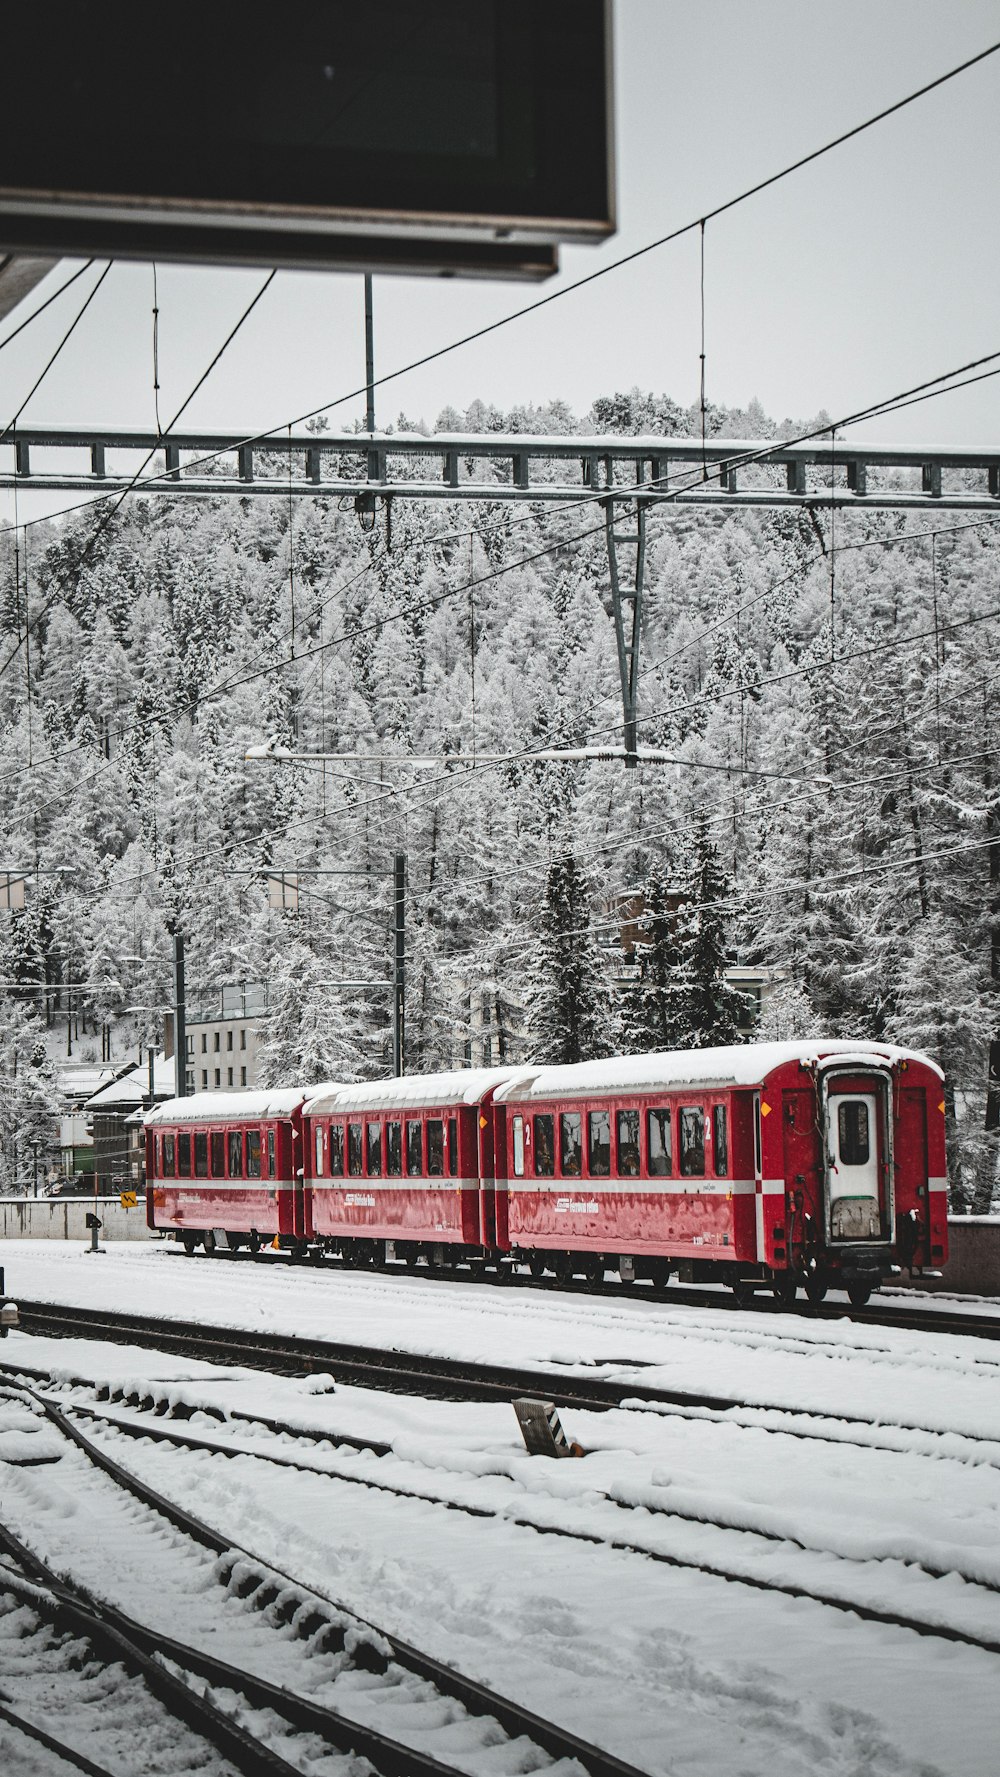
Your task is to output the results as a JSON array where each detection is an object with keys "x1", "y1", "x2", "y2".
[{"x1": 2, "y1": 1242, "x2": 1000, "y2": 1775}]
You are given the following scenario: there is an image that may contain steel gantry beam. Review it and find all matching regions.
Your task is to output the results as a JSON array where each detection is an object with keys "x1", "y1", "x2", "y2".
[
  {"x1": 2, "y1": 426, "x2": 1000, "y2": 511},
  {"x1": 6, "y1": 425, "x2": 999, "y2": 764}
]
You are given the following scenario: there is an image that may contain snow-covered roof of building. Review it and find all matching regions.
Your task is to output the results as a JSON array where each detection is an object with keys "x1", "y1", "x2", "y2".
[
  {"x1": 86, "y1": 1052, "x2": 178, "y2": 1110},
  {"x1": 144, "y1": 1086, "x2": 331, "y2": 1126},
  {"x1": 305, "y1": 1067, "x2": 520, "y2": 1116},
  {"x1": 492, "y1": 1040, "x2": 942, "y2": 1104},
  {"x1": 57, "y1": 1062, "x2": 127, "y2": 1106}
]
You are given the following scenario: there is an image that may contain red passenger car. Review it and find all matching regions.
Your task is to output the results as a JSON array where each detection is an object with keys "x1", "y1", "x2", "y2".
[
  {"x1": 493, "y1": 1041, "x2": 947, "y2": 1303},
  {"x1": 301, "y1": 1069, "x2": 515, "y2": 1266},
  {"x1": 145, "y1": 1090, "x2": 309, "y2": 1252}
]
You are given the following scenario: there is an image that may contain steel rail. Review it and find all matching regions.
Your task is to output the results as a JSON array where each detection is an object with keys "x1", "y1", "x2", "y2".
[{"x1": 1, "y1": 1373, "x2": 652, "y2": 1777}]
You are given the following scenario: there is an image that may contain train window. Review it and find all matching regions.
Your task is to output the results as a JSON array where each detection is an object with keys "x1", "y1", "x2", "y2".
[
  {"x1": 267, "y1": 1128, "x2": 276, "y2": 1178},
  {"x1": 210, "y1": 1132, "x2": 225, "y2": 1177},
  {"x1": 512, "y1": 1115, "x2": 525, "y2": 1177},
  {"x1": 427, "y1": 1119, "x2": 445, "y2": 1177},
  {"x1": 329, "y1": 1123, "x2": 344, "y2": 1176},
  {"x1": 587, "y1": 1109, "x2": 611, "y2": 1176},
  {"x1": 386, "y1": 1120, "x2": 402, "y2": 1176},
  {"x1": 177, "y1": 1132, "x2": 192, "y2": 1177},
  {"x1": 560, "y1": 1112, "x2": 582, "y2": 1176},
  {"x1": 348, "y1": 1123, "x2": 363, "y2": 1176},
  {"x1": 366, "y1": 1121, "x2": 382, "y2": 1176},
  {"x1": 194, "y1": 1133, "x2": 209, "y2": 1177},
  {"x1": 406, "y1": 1120, "x2": 423, "y2": 1175},
  {"x1": 533, "y1": 1114, "x2": 555, "y2": 1177},
  {"x1": 838, "y1": 1101, "x2": 870, "y2": 1166},
  {"x1": 247, "y1": 1130, "x2": 261, "y2": 1178},
  {"x1": 447, "y1": 1116, "x2": 458, "y2": 1176},
  {"x1": 163, "y1": 1132, "x2": 175, "y2": 1176},
  {"x1": 647, "y1": 1107, "x2": 672, "y2": 1176},
  {"x1": 315, "y1": 1126, "x2": 324, "y2": 1176},
  {"x1": 713, "y1": 1105, "x2": 729, "y2": 1176},
  {"x1": 228, "y1": 1129, "x2": 243, "y2": 1176},
  {"x1": 679, "y1": 1107, "x2": 705, "y2": 1176},
  {"x1": 616, "y1": 1109, "x2": 640, "y2": 1176}
]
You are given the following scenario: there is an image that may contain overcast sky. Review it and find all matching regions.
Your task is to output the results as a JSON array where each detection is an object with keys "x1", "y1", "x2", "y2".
[{"x1": 2, "y1": 0, "x2": 999, "y2": 527}]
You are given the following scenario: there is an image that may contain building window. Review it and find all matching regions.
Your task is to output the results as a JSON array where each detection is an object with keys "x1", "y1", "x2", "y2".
[
  {"x1": 200, "y1": 1033, "x2": 207, "y2": 1053},
  {"x1": 240, "y1": 1030, "x2": 247, "y2": 1050},
  {"x1": 185, "y1": 1071, "x2": 195, "y2": 1095},
  {"x1": 227, "y1": 1031, "x2": 233, "y2": 1051},
  {"x1": 240, "y1": 1067, "x2": 247, "y2": 1087},
  {"x1": 227, "y1": 1068, "x2": 233, "y2": 1087},
  {"x1": 214, "y1": 1069, "x2": 221, "y2": 1088},
  {"x1": 213, "y1": 1032, "x2": 221, "y2": 1052},
  {"x1": 201, "y1": 1069, "x2": 208, "y2": 1090},
  {"x1": 185, "y1": 1036, "x2": 194, "y2": 1057}
]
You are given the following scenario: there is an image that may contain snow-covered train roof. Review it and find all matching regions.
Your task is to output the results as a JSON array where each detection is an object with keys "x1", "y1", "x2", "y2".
[
  {"x1": 304, "y1": 1067, "x2": 519, "y2": 1116},
  {"x1": 492, "y1": 1040, "x2": 942, "y2": 1104},
  {"x1": 144, "y1": 1087, "x2": 336, "y2": 1126}
]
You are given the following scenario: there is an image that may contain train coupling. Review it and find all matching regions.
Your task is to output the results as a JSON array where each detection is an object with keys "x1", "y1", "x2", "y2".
[{"x1": 0, "y1": 1299, "x2": 20, "y2": 1336}]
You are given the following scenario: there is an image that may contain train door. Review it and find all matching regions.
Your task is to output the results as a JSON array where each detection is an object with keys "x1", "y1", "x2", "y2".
[{"x1": 823, "y1": 1075, "x2": 892, "y2": 1244}]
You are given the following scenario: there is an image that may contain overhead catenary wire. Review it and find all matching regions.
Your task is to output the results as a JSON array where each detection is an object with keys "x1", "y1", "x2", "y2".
[{"x1": 0, "y1": 261, "x2": 112, "y2": 447}]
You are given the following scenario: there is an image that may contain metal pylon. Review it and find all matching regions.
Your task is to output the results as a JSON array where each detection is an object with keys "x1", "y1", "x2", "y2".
[{"x1": 604, "y1": 497, "x2": 647, "y2": 768}]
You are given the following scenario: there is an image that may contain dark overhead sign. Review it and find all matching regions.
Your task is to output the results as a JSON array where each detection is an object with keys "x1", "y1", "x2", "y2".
[{"x1": 0, "y1": 0, "x2": 614, "y2": 279}]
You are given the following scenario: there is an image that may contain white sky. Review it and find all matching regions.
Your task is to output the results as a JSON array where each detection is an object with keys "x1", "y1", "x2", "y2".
[{"x1": 2, "y1": 0, "x2": 1000, "y2": 528}]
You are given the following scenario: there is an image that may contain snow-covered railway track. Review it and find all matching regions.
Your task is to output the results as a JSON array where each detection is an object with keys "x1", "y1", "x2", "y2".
[
  {"x1": 169, "y1": 1244, "x2": 1000, "y2": 1342},
  {"x1": 8, "y1": 1363, "x2": 1000, "y2": 1671},
  {"x1": 0, "y1": 1374, "x2": 649, "y2": 1777},
  {"x1": 0, "y1": 1550, "x2": 261, "y2": 1777},
  {"x1": 13, "y1": 1297, "x2": 1000, "y2": 1447}
]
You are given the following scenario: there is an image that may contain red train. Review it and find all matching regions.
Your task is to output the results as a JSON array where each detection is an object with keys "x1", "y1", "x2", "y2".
[{"x1": 144, "y1": 1040, "x2": 948, "y2": 1305}]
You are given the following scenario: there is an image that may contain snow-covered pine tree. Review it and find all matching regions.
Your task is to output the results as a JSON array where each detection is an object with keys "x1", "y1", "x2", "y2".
[{"x1": 522, "y1": 854, "x2": 614, "y2": 1066}]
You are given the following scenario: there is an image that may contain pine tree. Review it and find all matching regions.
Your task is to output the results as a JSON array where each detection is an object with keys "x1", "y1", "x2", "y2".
[{"x1": 521, "y1": 856, "x2": 614, "y2": 1066}]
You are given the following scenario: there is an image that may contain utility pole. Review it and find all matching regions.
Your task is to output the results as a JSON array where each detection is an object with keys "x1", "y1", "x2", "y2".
[
  {"x1": 392, "y1": 851, "x2": 405, "y2": 1076},
  {"x1": 364, "y1": 274, "x2": 376, "y2": 434},
  {"x1": 173, "y1": 930, "x2": 187, "y2": 1098}
]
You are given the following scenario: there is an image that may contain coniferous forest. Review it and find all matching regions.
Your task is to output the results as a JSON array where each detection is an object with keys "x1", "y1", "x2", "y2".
[{"x1": 1, "y1": 389, "x2": 997, "y2": 1209}]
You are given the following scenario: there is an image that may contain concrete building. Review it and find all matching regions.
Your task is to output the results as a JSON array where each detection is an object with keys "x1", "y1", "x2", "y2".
[{"x1": 183, "y1": 983, "x2": 268, "y2": 1094}]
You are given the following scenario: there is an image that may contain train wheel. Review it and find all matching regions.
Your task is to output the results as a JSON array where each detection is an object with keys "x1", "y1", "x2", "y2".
[
  {"x1": 772, "y1": 1273, "x2": 798, "y2": 1307},
  {"x1": 846, "y1": 1280, "x2": 873, "y2": 1308},
  {"x1": 803, "y1": 1270, "x2": 827, "y2": 1305},
  {"x1": 247, "y1": 1231, "x2": 262, "y2": 1255},
  {"x1": 203, "y1": 1231, "x2": 217, "y2": 1257},
  {"x1": 582, "y1": 1257, "x2": 604, "y2": 1293},
  {"x1": 528, "y1": 1257, "x2": 547, "y2": 1281}
]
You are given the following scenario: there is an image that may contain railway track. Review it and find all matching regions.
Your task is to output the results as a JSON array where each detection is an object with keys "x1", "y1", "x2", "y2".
[
  {"x1": 0, "y1": 1368, "x2": 650, "y2": 1777},
  {"x1": 11, "y1": 1298, "x2": 1000, "y2": 1455},
  {"x1": 6, "y1": 1359, "x2": 1000, "y2": 1677},
  {"x1": 167, "y1": 1243, "x2": 1000, "y2": 1342}
]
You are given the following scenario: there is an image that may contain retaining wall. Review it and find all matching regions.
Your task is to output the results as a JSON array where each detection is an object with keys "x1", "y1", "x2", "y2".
[
  {"x1": 914, "y1": 1216, "x2": 1000, "y2": 1298},
  {"x1": 0, "y1": 1197, "x2": 151, "y2": 1243}
]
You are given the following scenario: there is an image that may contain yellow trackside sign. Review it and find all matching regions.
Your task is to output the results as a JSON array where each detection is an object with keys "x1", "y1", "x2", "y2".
[{"x1": 119, "y1": 1190, "x2": 137, "y2": 1209}]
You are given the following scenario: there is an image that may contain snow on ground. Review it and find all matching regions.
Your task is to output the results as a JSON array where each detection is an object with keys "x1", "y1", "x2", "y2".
[{"x1": 2, "y1": 1241, "x2": 1000, "y2": 1775}]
